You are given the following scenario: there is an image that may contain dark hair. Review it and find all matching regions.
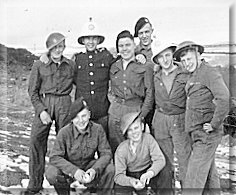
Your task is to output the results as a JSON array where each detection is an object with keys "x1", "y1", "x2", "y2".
[{"x1": 116, "y1": 30, "x2": 134, "y2": 53}]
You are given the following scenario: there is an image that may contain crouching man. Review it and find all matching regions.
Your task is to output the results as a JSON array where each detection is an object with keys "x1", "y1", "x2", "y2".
[
  {"x1": 45, "y1": 97, "x2": 114, "y2": 195},
  {"x1": 114, "y1": 112, "x2": 166, "y2": 195}
]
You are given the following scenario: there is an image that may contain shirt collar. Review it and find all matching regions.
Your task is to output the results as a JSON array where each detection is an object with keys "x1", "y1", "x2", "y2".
[
  {"x1": 45, "y1": 56, "x2": 70, "y2": 67},
  {"x1": 115, "y1": 58, "x2": 136, "y2": 70},
  {"x1": 136, "y1": 41, "x2": 153, "y2": 52},
  {"x1": 72, "y1": 121, "x2": 92, "y2": 139},
  {"x1": 86, "y1": 49, "x2": 98, "y2": 54},
  {"x1": 162, "y1": 65, "x2": 178, "y2": 76}
]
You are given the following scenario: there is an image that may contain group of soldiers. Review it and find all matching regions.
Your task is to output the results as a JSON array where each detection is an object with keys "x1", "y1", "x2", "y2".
[{"x1": 24, "y1": 17, "x2": 231, "y2": 195}]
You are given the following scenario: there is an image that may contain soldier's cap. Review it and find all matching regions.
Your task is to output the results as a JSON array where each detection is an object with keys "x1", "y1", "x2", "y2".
[
  {"x1": 120, "y1": 111, "x2": 142, "y2": 135},
  {"x1": 152, "y1": 42, "x2": 177, "y2": 65},
  {"x1": 116, "y1": 30, "x2": 134, "y2": 52},
  {"x1": 173, "y1": 41, "x2": 204, "y2": 62},
  {"x1": 64, "y1": 97, "x2": 88, "y2": 125},
  {"x1": 134, "y1": 17, "x2": 152, "y2": 37}
]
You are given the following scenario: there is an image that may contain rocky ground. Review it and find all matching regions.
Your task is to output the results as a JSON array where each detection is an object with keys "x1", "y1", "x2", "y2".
[
  {"x1": 0, "y1": 44, "x2": 235, "y2": 195},
  {"x1": 0, "y1": 99, "x2": 236, "y2": 195}
]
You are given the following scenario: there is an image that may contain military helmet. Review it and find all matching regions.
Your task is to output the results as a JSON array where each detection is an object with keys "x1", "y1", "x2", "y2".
[
  {"x1": 46, "y1": 32, "x2": 65, "y2": 50},
  {"x1": 151, "y1": 41, "x2": 177, "y2": 64},
  {"x1": 78, "y1": 17, "x2": 105, "y2": 45},
  {"x1": 173, "y1": 41, "x2": 204, "y2": 62}
]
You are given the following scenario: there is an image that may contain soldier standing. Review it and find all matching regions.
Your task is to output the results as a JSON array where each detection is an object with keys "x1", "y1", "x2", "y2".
[
  {"x1": 73, "y1": 18, "x2": 115, "y2": 136},
  {"x1": 108, "y1": 30, "x2": 154, "y2": 154},
  {"x1": 134, "y1": 17, "x2": 155, "y2": 133},
  {"x1": 26, "y1": 32, "x2": 75, "y2": 194},
  {"x1": 174, "y1": 41, "x2": 229, "y2": 195}
]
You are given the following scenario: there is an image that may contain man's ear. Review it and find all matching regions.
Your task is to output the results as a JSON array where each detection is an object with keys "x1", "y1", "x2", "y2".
[
  {"x1": 141, "y1": 123, "x2": 145, "y2": 131},
  {"x1": 151, "y1": 28, "x2": 154, "y2": 34}
]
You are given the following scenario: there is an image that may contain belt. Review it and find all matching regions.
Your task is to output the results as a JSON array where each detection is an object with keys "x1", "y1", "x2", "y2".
[
  {"x1": 114, "y1": 96, "x2": 143, "y2": 106},
  {"x1": 41, "y1": 93, "x2": 69, "y2": 98}
]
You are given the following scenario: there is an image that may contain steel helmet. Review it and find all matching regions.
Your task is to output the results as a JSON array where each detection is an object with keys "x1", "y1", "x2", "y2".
[
  {"x1": 173, "y1": 41, "x2": 204, "y2": 62},
  {"x1": 46, "y1": 32, "x2": 65, "y2": 50},
  {"x1": 151, "y1": 41, "x2": 177, "y2": 65},
  {"x1": 77, "y1": 17, "x2": 105, "y2": 45}
]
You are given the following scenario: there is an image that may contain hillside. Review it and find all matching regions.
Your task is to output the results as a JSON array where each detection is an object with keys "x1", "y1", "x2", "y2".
[{"x1": 0, "y1": 44, "x2": 38, "y2": 77}]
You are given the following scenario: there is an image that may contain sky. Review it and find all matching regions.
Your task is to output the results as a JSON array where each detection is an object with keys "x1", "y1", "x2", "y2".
[{"x1": 0, "y1": 0, "x2": 235, "y2": 54}]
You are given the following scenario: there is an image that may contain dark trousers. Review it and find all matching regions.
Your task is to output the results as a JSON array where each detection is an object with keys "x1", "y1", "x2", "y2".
[
  {"x1": 144, "y1": 106, "x2": 155, "y2": 135},
  {"x1": 182, "y1": 130, "x2": 222, "y2": 195},
  {"x1": 45, "y1": 160, "x2": 115, "y2": 195},
  {"x1": 27, "y1": 95, "x2": 71, "y2": 192},
  {"x1": 114, "y1": 166, "x2": 172, "y2": 195}
]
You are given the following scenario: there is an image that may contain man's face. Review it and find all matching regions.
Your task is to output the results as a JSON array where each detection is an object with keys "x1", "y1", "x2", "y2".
[
  {"x1": 72, "y1": 108, "x2": 90, "y2": 132},
  {"x1": 156, "y1": 48, "x2": 174, "y2": 70},
  {"x1": 180, "y1": 50, "x2": 198, "y2": 73},
  {"x1": 127, "y1": 119, "x2": 143, "y2": 143},
  {"x1": 118, "y1": 37, "x2": 135, "y2": 61},
  {"x1": 137, "y1": 23, "x2": 153, "y2": 47},
  {"x1": 50, "y1": 41, "x2": 65, "y2": 59},
  {"x1": 83, "y1": 36, "x2": 99, "y2": 51}
]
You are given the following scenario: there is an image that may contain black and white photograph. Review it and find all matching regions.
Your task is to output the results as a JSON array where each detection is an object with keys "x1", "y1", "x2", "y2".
[{"x1": 0, "y1": 0, "x2": 236, "y2": 194}]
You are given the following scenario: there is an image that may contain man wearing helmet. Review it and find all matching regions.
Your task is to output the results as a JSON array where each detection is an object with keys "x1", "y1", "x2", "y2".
[
  {"x1": 40, "y1": 18, "x2": 146, "y2": 138},
  {"x1": 151, "y1": 42, "x2": 192, "y2": 193},
  {"x1": 73, "y1": 18, "x2": 115, "y2": 137},
  {"x1": 26, "y1": 32, "x2": 76, "y2": 194},
  {"x1": 174, "y1": 41, "x2": 229, "y2": 195}
]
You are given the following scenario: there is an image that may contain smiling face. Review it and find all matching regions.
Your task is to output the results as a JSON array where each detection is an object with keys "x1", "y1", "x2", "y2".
[
  {"x1": 117, "y1": 37, "x2": 136, "y2": 61},
  {"x1": 137, "y1": 23, "x2": 153, "y2": 47},
  {"x1": 72, "y1": 108, "x2": 90, "y2": 132},
  {"x1": 126, "y1": 118, "x2": 143, "y2": 143},
  {"x1": 180, "y1": 49, "x2": 199, "y2": 73},
  {"x1": 156, "y1": 48, "x2": 174, "y2": 70},
  {"x1": 50, "y1": 40, "x2": 65, "y2": 60},
  {"x1": 83, "y1": 36, "x2": 100, "y2": 51}
]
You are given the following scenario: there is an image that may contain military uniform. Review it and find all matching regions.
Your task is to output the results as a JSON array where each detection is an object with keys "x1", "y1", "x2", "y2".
[
  {"x1": 28, "y1": 56, "x2": 75, "y2": 192},
  {"x1": 74, "y1": 48, "x2": 114, "y2": 135},
  {"x1": 135, "y1": 43, "x2": 155, "y2": 133},
  {"x1": 108, "y1": 59, "x2": 154, "y2": 154},
  {"x1": 183, "y1": 61, "x2": 229, "y2": 194}
]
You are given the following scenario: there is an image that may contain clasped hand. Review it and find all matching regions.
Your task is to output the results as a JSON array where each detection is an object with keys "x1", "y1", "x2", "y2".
[{"x1": 74, "y1": 168, "x2": 96, "y2": 184}]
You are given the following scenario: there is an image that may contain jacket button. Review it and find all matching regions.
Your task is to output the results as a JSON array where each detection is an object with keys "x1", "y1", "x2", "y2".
[
  {"x1": 89, "y1": 55, "x2": 92, "y2": 59},
  {"x1": 89, "y1": 63, "x2": 93, "y2": 67},
  {"x1": 89, "y1": 72, "x2": 94, "y2": 76},
  {"x1": 90, "y1": 81, "x2": 94, "y2": 85},
  {"x1": 91, "y1": 91, "x2": 95, "y2": 94}
]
